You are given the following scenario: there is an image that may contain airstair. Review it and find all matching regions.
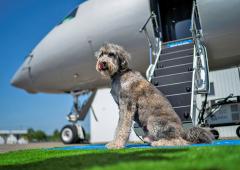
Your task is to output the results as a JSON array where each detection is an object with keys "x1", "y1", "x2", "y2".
[
  {"x1": 151, "y1": 40, "x2": 194, "y2": 124},
  {"x1": 140, "y1": 2, "x2": 209, "y2": 127}
]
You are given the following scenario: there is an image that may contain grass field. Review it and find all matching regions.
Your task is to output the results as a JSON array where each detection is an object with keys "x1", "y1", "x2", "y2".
[{"x1": 0, "y1": 145, "x2": 240, "y2": 170}]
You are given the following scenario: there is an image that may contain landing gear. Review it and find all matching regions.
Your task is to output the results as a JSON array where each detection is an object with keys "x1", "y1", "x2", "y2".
[
  {"x1": 60, "y1": 124, "x2": 86, "y2": 144},
  {"x1": 236, "y1": 126, "x2": 240, "y2": 138},
  {"x1": 60, "y1": 125, "x2": 79, "y2": 144},
  {"x1": 60, "y1": 90, "x2": 97, "y2": 144}
]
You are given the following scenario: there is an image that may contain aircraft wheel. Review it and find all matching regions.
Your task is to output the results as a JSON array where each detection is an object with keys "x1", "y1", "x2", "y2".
[
  {"x1": 210, "y1": 129, "x2": 219, "y2": 139},
  {"x1": 76, "y1": 127, "x2": 87, "y2": 143},
  {"x1": 236, "y1": 126, "x2": 240, "y2": 138},
  {"x1": 60, "y1": 125, "x2": 79, "y2": 144}
]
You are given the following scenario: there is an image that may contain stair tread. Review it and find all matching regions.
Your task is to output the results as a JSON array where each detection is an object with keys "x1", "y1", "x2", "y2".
[
  {"x1": 166, "y1": 93, "x2": 191, "y2": 107},
  {"x1": 161, "y1": 48, "x2": 193, "y2": 56},
  {"x1": 157, "y1": 81, "x2": 192, "y2": 96},
  {"x1": 152, "y1": 71, "x2": 192, "y2": 86},
  {"x1": 173, "y1": 106, "x2": 191, "y2": 121},
  {"x1": 162, "y1": 43, "x2": 194, "y2": 54},
  {"x1": 154, "y1": 63, "x2": 193, "y2": 76},
  {"x1": 157, "y1": 55, "x2": 193, "y2": 68},
  {"x1": 153, "y1": 71, "x2": 192, "y2": 78}
]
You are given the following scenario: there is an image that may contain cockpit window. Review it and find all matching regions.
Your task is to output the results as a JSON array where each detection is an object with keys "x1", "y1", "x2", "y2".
[{"x1": 59, "y1": 7, "x2": 78, "y2": 25}]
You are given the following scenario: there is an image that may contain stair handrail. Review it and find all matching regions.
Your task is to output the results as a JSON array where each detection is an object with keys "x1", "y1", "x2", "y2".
[
  {"x1": 139, "y1": 11, "x2": 162, "y2": 81},
  {"x1": 139, "y1": 12, "x2": 159, "y2": 52},
  {"x1": 146, "y1": 40, "x2": 162, "y2": 81},
  {"x1": 190, "y1": 1, "x2": 209, "y2": 94}
]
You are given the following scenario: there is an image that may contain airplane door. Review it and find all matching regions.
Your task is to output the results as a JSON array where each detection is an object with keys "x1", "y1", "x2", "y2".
[{"x1": 151, "y1": 0, "x2": 193, "y2": 42}]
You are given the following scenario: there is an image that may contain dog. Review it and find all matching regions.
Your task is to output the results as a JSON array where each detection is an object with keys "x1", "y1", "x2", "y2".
[{"x1": 96, "y1": 43, "x2": 213, "y2": 149}]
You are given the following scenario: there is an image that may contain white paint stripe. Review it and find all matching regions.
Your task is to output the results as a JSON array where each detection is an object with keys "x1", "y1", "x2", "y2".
[
  {"x1": 157, "y1": 81, "x2": 192, "y2": 87},
  {"x1": 154, "y1": 71, "x2": 192, "y2": 78},
  {"x1": 156, "y1": 62, "x2": 193, "y2": 70},
  {"x1": 173, "y1": 105, "x2": 191, "y2": 109},
  {"x1": 166, "y1": 92, "x2": 191, "y2": 97}
]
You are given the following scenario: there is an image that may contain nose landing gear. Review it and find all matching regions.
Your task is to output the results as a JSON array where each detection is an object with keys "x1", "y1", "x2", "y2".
[
  {"x1": 61, "y1": 124, "x2": 84, "y2": 144},
  {"x1": 60, "y1": 90, "x2": 97, "y2": 144}
]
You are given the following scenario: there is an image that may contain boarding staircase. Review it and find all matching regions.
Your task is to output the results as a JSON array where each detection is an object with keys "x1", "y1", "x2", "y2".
[
  {"x1": 151, "y1": 40, "x2": 194, "y2": 124},
  {"x1": 140, "y1": 2, "x2": 209, "y2": 127}
]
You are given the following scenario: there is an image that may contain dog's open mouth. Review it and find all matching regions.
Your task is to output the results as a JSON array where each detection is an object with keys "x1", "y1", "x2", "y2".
[{"x1": 98, "y1": 62, "x2": 108, "y2": 71}]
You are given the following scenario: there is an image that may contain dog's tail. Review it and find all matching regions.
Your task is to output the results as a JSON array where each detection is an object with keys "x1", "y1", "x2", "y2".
[{"x1": 181, "y1": 127, "x2": 214, "y2": 144}]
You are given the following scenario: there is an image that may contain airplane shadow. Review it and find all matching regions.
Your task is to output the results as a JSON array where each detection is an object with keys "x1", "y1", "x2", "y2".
[{"x1": 0, "y1": 148, "x2": 189, "y2": 170}]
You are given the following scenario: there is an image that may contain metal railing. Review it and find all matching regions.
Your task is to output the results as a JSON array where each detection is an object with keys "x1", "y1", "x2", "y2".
[
  {"x1": 139, "y1": 11, "x2": 162, "y2": 81},
  {"x1": 190, "y1": 1, "x2": 210, "y2": 126},
  {"x1": 190, "y1": 1, "x2": 209, "y2": 94},
  {"x1": 146, "y1": 41, "x2": 162, "y2": 81}
]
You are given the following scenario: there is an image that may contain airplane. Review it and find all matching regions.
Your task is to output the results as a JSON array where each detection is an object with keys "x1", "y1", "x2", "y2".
[{"x1": 11, "y1": 0, "x2": 240, "y2": 144}]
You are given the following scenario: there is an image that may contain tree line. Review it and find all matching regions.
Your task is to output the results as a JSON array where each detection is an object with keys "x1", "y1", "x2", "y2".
[{"x1": 24, "y1": 128, "x2": 60, "y2": 142}]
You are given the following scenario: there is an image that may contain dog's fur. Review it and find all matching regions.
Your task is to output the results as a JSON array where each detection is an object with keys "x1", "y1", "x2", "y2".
[{"x1": 96, "y1": 43, "x2": 213, "y2": 149}]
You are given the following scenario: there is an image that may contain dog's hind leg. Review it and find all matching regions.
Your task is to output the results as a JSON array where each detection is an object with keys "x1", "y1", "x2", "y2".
[{"x1": 147, "y1": 116, "x2": 188, "y2": 146}]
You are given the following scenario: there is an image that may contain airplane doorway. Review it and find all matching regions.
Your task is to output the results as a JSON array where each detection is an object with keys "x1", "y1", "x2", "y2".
[{"x1": 151, "y1": 0, "x2": 193, "y2": 42}]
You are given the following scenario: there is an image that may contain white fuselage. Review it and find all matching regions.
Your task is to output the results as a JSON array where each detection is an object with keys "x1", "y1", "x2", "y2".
[{"x1": 11, "y1": 0, "x2": 240, "y2": 93}]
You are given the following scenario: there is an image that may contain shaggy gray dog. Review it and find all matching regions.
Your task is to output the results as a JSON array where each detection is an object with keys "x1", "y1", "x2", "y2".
[{"x1": 96, "y1": 43, "x2": 213, "y2": 149}]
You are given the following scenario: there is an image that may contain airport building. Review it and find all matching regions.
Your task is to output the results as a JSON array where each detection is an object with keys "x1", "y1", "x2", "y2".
[{"x1": 0, "y1": 130, "x2": 28, "y2": 144}]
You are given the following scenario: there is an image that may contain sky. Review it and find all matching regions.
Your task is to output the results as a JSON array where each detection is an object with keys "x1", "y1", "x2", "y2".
[{"x1": 0, "y1": 0, "x2": 89, "y2": 135}]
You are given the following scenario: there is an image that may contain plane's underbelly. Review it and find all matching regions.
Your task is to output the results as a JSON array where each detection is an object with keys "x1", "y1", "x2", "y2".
[
  {"x1": 197, "y1": 0, "x2": 240, "y2": 70},
  {"x1": 30, "y1": 0, "x2": 151, "y2": 93}
]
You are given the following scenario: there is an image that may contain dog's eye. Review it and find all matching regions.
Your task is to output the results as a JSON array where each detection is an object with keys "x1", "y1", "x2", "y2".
[
  {"x1": 97, "y1": 52, "x2": 103, "y2": 58},
  {"x1": 108, "y1": 52, "x2": 115, "y2": 57}
]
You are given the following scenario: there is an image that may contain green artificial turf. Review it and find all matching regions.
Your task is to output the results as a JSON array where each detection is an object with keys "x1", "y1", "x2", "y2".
[{"x1": 0, "y1": 146, "x2": 240, "y2": 170}]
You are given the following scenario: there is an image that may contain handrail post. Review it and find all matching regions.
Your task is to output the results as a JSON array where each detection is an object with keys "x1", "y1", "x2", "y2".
[
  {"x1": 191, "y1": 1, "x2": 209, "y2": 94},
  {"x1": 139, "y1": 11, "x2": 162, "y2": 81}
]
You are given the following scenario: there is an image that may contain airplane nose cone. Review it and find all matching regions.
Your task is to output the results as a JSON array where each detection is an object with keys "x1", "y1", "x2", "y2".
[
  {"x1": 11, "y1": 68, "x2": 27, "y2": 87},
  {"x1": 11, "y1": 67, "x2": 37, "y2": 93}
]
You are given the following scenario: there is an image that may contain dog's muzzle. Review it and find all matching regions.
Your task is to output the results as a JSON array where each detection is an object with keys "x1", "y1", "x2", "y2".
[{"x1": 98, "y1": 62, "x2": 108, "y2": 71}]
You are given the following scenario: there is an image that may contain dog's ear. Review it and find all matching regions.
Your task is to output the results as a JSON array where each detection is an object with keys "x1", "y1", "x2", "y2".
[
  {"x1": 120, "y1": 58, "x2": 128, "y2": 69},
  {"x1": 118, "y1": 51, "x2": 129, "y2": 71}
]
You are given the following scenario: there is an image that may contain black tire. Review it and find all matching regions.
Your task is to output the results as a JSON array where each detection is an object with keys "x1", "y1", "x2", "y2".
[
  {"x1": 76, "y1": 127, "x2": 87, "y2": 143},
  {"x1": 60, "y1": 125, "x2": 79, "y2": 144},
  {"x1": 210, "y1": 129, "x2": 219, "y2": 140},
  {"x1": 236, "y1": 126, "x2": 240, "y2": 138}
]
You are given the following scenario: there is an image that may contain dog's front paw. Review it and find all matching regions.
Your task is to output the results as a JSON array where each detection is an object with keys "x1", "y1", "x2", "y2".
[{"x1": 105, "y1": 141, "x2": 125, "y2": 149}]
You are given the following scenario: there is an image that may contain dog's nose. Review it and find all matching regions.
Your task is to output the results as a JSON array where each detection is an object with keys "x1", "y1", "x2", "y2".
[
  {"x1": 102, "y1": 61, "x2": 107, "y2": 66},
  {"x1": 98, "y1": 61, "x2": 107, "y2": 70}
]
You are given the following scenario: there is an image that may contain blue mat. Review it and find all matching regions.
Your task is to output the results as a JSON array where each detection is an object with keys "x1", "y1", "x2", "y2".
[{"x1": 49, "y1": 140, "x2": 240, "y2": 151}]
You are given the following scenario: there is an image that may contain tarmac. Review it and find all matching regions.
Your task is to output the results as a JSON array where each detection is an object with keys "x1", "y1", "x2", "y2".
[{"x1": 0, "y1": 142, "x2": 79, "y2": 153}]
